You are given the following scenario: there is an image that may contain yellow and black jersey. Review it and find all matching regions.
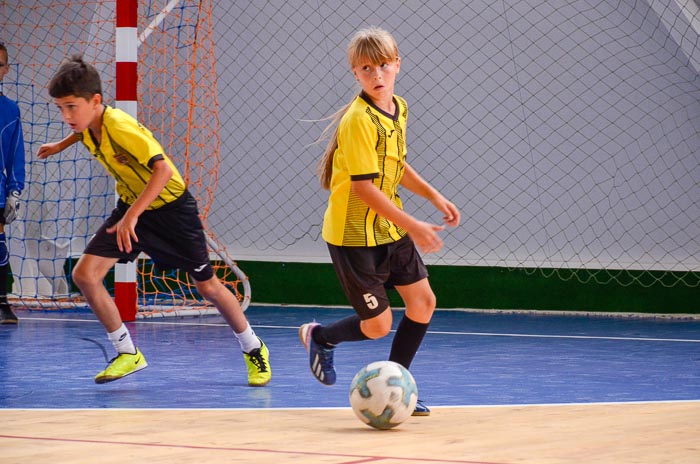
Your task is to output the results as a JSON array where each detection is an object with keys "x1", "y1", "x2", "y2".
[
  {"x1": 322, "y1": 93, "x2": 408, "y2": 247},
  {"x1": 76, "y1": 106, "x2": 186, "y2": 209}
]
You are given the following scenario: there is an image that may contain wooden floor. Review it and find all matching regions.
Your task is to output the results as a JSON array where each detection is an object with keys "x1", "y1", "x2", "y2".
[{"x1": 2, "y1": 401, "x2": 699, "y2": 463}]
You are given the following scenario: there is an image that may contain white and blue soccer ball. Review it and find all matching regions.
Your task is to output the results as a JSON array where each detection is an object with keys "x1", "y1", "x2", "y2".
[{"x1": 349, "y1": 360, "x2": 418, "y2": 430}]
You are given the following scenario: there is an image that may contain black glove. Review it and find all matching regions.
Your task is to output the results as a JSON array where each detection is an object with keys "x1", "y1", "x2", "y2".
[{"x1": 3, "y1": 191, "x2": 20, "y2": 225}]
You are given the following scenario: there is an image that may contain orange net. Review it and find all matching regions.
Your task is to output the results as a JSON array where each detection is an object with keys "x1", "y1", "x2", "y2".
[
  {"x1": 135, "y1": 1, "x2": 249, "y2": 316},
  {"x1": 2, "y1": 0, "x2": 248, "y2": 315}
]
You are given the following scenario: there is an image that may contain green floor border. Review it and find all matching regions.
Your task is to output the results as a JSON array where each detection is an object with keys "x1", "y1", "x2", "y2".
[{"x1": 237, "y1": 261, "x2": 700, "y2": 314}]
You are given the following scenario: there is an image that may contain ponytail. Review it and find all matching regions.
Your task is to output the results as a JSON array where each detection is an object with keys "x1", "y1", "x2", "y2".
[{"x1": 315, "y1": 101, "x2": 352, "y2": 190}]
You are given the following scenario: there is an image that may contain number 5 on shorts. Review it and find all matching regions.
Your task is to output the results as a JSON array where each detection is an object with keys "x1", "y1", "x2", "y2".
[{"x1": 363, "y1": 293, "x2": 378, "y2": 310}]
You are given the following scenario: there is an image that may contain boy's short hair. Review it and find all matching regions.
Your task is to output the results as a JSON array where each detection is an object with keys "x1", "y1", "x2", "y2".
[
  {"x1": 0, "y1": 42, "x2": 7, "y2": 55},
  {"x1": 48, "y1": 54, "x2": 102, "y2": 99}
]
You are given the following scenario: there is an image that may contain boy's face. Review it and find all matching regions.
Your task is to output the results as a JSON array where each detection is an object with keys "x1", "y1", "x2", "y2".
[
  {"x1": 0, "y1": 50, "x2": 9, "y2": 84},
  {"x1": 53, "y1": 94, "x2": 102, "y2": 133}
]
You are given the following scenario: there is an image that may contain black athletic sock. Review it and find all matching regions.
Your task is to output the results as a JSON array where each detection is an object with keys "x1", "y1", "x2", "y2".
[
  {"x1": 0, "y1": 264, "x2": 9, "y2": 308},
  {"x1": 314, "y1": 314, "x2": 368, "y2": 347},
  {"x1": 389, "y1": 315, "x2": 429, "y2": 369}
]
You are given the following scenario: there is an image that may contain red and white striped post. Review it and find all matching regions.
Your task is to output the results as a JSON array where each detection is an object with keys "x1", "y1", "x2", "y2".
[{"x1": 114, "y1": 0, "x2": 138, "y2": 321}]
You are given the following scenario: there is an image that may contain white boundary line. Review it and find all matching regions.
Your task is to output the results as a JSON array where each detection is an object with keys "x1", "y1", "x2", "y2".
[
  {"x1": 17, "y1": 316, "x2": 700, "y2": 343},
  {"x1": 2, "y1": 399, "x2": 699, "y2": 412}
]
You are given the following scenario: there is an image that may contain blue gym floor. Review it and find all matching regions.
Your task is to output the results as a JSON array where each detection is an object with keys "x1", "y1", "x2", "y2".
[{"x1": 1, "y1": 306, "x2": 699, "y2": 409}]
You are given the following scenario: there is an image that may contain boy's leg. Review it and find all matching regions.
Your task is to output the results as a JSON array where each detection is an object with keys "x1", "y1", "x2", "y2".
[
  {"x1": 73, "y1": 254, "x2": 147, "y2": 383},
  {"x1": 73, "y1": 254, "x2": 125, "y2": 331},
  {"x1": 194, "y1": 276, "x2": 271, "y2": 386}
]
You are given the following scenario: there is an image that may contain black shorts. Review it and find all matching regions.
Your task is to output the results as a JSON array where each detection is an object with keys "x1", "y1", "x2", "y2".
[
  {"x1": 83, "y1": 190, "x2": 214, "y2": 281},
  {"x1": 327, "y1": 235, "x2": 429, "y2": 320}
]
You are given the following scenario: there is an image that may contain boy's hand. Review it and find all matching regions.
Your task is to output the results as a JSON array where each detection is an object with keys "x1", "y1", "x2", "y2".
[
  {"x1": 106, "y1": 212, "x2": 139, "y2": 254},
  {"x1": 3, "y1": 191, "x2": 20, "y2": 225},
  {"x1": 37, "y1": 142, "x2": 62, "y2": 159}
]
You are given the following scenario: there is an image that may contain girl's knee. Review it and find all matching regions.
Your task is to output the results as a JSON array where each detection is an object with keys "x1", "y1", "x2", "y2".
[
  {"x1": 406, "y1": 291, "x2": 437, "y2": 323},
  {"x1": 412, "y1": 289, "x2": 436, "y2": 311},
  {"x1": 361, "y1": 309, "x2": 393, "y2": 339},
  {"x1": 424, "y1": 290, "x2": 437, "y2": 310}
]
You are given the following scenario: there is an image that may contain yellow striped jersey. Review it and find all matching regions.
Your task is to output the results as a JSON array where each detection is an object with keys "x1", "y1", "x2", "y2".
[
  {"x1": 76, "y1": 106, "x2": 185, "y2": 209},
  {"x1": 322, "y1": 93, "x2": 408, "y2": 247}
]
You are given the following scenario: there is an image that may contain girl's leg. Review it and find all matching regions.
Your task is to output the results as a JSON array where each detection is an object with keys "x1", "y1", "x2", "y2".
[
  {"x1": 391, "y1": 277, "x2": 436, "y2": 415},
  {"x1": 301, "y1": 304, "x2": 391, "y2": 387},
  {"x1": 390, "y1": 277, "x2": 436, "y2": 369},
  {"x1": 314, "y1": 308, "x2": 392, "y2": 346}
]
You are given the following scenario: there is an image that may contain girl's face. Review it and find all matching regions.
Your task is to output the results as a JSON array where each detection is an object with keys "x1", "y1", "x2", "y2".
[
  {"x1": 352, "y1": 57, "x2": 401, "y2": 105},
  {"x1": 53, "y1": 93, "x2": 103, "y2": 133}
]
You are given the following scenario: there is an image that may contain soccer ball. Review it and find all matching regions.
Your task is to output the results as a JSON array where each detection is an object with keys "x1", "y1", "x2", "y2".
[{"x1": 349, "y1": 360, "x2": 418, "y2": 430}]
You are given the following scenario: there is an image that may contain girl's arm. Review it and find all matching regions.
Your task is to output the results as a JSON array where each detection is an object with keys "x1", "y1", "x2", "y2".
[
  {"x1": 36, "y1": 133, "x2": 81, "y2": 159},
  {"x1": 400, "y1": 163, "x2": 460, "y2": 227},
  {"x1": 351, "y1": 179, "x2": 445, "y2": 254}
]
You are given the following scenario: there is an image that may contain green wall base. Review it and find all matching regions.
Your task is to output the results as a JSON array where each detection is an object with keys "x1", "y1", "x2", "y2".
[{"x1": 237, "y1": 261, "x2": 700, "y2": 314}]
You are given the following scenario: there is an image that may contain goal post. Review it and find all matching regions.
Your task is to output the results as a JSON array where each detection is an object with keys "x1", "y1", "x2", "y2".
[{"x1": 2, "y1": 0, "x2": 250, "y2": 317}]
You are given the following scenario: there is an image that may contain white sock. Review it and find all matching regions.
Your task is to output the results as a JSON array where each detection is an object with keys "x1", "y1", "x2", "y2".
[
  {"x1": 234, "y1": 323, "x2": 261, "y2": 353},
  {"x1": 108, "y1": 323, "x2": 136, "y2": 354}
]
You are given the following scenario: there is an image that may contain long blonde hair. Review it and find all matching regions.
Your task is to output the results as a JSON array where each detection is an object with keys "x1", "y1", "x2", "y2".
[{"x1": 316, "y1": 28, "x2": 400, "y2": 190}]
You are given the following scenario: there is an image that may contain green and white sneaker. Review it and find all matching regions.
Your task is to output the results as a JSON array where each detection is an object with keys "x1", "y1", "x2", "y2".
[
  {"x1": 244, "y1": 337, "x2": 271, "y2": 387},
  {"x1": 94, "y1": 348, "x2": 148, "y2": 384}
]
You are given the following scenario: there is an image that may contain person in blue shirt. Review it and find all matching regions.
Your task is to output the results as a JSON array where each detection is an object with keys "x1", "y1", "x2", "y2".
[{"x1": 0, "y1": 42, "x2": 26, "y2": 324}]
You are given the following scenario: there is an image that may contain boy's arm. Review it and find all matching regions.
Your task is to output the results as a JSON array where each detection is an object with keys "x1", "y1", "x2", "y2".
[
  {"x1": 36, "y1": 133, "x2": 81, "y2": 159},
  {"x1": 351, "y1": 179, "x2": 445, "y2": 254},
  {"x1": 107, "y1": 158, "x2": 173, "y2": 253},
  {"x1": 400, "y1": 163, "x2": 460, "y2": 227}
]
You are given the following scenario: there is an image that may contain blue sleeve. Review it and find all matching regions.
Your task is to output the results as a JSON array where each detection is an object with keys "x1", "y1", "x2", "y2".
[{"x1": 0, "y1": 98, "x2": 26, "y2": 201}]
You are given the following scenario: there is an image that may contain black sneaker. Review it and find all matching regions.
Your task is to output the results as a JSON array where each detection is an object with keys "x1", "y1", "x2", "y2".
[
  {"x1": 0, "y1": 305, "x2": 18, "y2": 324},
  {"x1": 412, "y1": 399, "x2": 431, "y2": 416}
]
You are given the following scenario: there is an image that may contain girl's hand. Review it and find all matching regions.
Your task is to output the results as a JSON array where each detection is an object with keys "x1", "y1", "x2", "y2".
[
  {"x1": 431, "y1": 195, "x2": 461, "y2": 227},
  {"x1": 408, "y1": 220, "x2": 445, "y2": 254},
  {"x1": 37, "y1": 142, "x2": 62, "y2": 159}
]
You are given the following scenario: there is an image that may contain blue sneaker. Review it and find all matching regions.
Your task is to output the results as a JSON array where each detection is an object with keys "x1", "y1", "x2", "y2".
[
  {"x1": 412, "y1": 399, "x2": 431, "y2": 416},
  {"x1": 299, "y1": 322, "x2": 336, "y2": 386}
]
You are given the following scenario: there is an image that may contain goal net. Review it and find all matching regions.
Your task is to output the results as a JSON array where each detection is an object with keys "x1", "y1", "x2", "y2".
[
  {"x1": 1, "y1": 0, "x2": 699, "y2": 316},
  {"x1": 2, "y1": 0, "x2": 249, "y2": 316}
]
